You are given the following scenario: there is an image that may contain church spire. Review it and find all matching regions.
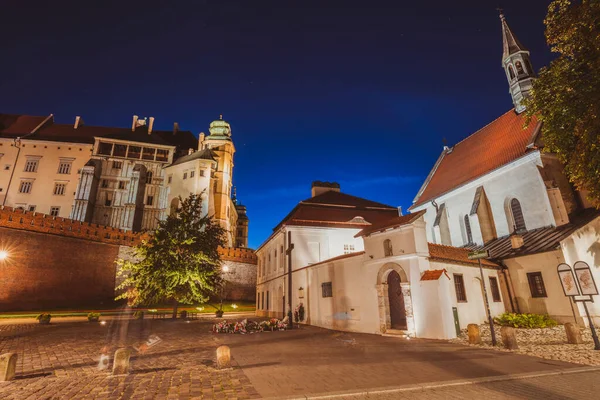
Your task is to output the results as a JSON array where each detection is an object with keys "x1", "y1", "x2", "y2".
[{"x1": 500, "y1": 12, "x2": 535, "y2": 114}]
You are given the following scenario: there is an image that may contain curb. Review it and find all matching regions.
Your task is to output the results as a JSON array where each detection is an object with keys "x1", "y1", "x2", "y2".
[{"x1": 264, "y1": 366, "x2": 600, "y2": 399}]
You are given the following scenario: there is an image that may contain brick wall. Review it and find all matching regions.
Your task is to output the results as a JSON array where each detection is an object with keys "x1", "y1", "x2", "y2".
[{"x1": 0, "y1": 226, "x2": 121, "y2": 311}]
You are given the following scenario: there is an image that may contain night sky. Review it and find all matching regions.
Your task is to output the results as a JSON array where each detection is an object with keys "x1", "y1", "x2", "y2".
[{"x1": 0, "y1": 1, "x2": 554, "y2": 248}]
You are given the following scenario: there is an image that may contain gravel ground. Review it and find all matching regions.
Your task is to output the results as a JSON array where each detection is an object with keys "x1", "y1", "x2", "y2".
[{"x1": 451, "y1": 324, "x2": 600, "y2": 366}]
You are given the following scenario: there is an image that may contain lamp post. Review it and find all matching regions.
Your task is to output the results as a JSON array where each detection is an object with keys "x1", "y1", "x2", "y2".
[{"x1": 0, "y1": 250, "x2": 8, "y2": 261}]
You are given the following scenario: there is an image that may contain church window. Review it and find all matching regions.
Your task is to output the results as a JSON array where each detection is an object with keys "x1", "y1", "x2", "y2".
[
  {"x1": 527, "y1": 272, "x2": 547, "y2": 298},
  {"x1": 343, "y1": 244, "x2": 355, "y2": 254},
  {"x1": 510, "y1": 198, "x2": 526, "y2": 233},
  {"x1": 489, "y1": 277, "x2": 501, "y2": 302},
  {"x1": 453, "y1": 274, "x2": 467, "y2": 302},
  {"x1": 464, "y1": 215, "x2": 473, "y2": 244},
  {"x1": 321, "y1": 282, "x2": 333, "y2": 298},
  {"x1": 508, "y1": 65, "x2": 515, "y2": 79},
  {"x1": 53, "y1": 182, "x2": 66, "y2": 196},
  {"x1": 383, "y1": 239, "x2": 393, "y2": 257},
  {"x1": 515, "y1": 61, "x2": 524, "y2": 75},
  {"x1": 50, "y1": 206, "x2": 60, "y2": 216}
]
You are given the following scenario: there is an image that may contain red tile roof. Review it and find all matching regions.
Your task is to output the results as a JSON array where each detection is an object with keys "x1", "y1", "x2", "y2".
[
  {"x1": 273, "y1": 190, "x2": 399, "y2": 232},
  {"x1": 411, "y1": 109, "x2": 540, "y2": 208},
  {"x1": 355, "y1": 210, "x2": 426, "y2": 237},
  {"x1": 428, "y1": 243, "x2": 499, "y2": 268},
  {"x1": 420, "y1": 269, "x2": 449, "y2": 281}
]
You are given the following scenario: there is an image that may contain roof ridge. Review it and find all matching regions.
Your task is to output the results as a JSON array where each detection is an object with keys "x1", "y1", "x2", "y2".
[{"x1": 302, "y1": 190, "x2": 396, "y2": 209}]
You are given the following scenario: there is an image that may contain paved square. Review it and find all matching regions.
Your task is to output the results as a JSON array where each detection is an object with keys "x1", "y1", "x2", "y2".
[{"x1": 0, "y1": 317, "x2": 595, "y2": 399}]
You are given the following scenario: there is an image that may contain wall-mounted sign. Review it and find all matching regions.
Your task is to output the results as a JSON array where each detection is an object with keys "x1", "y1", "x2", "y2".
[
  {"x1": 558, "y1": 263, "x2": 580, "y2": 296},
  {"x1": 467, "y1": 250, "x2": 489, "y2": 260},
  {"x1": 574, "y1": 261, "x2": 599, "y2": 296}
]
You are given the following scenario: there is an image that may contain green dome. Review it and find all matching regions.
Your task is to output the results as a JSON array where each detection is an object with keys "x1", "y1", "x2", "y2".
[{"x1": 209, "y1": 115, "x2": 231, "y2": 137}]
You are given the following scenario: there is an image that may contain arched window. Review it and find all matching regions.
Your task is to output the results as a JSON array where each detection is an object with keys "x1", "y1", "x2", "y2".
[
  {"x1": 515, "y1": 61, "x2": 524, "y2": 75},
  {"x1": 510, "y1": 198, "x2": 527, "y2": 233},
  {"x1": 508, "y1": 65, "x2": 515, "y2": 79},
  {"x1": 383, "y1": 239, "x2": 393, "y2": 257},
  {"x1": 464, "y1": 215, "x2": 473, "y2": 244}
]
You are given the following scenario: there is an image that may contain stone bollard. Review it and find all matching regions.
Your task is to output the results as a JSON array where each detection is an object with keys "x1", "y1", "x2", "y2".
[
  {"x1": 216, "y1": 345, "x2": 231, "y2": 369},
  {"x1": 565, "y1": 323, "x2": 583, "y2": 344},
  {"x1": 0, "y1": 353, "x2": 17, "y2": 382},
  {"x1": 467, "y1": 324, "x2": 481, "y2": 344},
  {"x1": 112, "y1": 348, "x2": 131, "y2": 375},
  {"x1": 501, "y1": 326, "x2": 519, "y2": 350}
]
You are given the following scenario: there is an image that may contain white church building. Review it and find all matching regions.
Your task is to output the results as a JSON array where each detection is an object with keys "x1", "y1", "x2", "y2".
[{"x1": 256, "y1": 182, "x2": 504, "y2": 339}]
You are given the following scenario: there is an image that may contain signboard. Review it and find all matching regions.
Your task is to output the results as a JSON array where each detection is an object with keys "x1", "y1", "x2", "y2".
[
  {"x1": 574, "y1": 261, "x2": 599, "y2": 296},
  {"x1": 468, "y1": 250, "x2": 489, "y2": 260},
  {"x1": 557, "y1": 263, "x2": 580, "y2": 296}
]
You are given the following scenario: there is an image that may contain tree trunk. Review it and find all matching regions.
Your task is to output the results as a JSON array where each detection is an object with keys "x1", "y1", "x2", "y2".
[{"x1": 172, "y1": 300, "x2": 178, "y2": 319}]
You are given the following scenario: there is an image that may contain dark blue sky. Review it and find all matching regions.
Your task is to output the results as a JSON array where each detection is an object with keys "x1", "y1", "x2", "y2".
[{"x1": 0, "y1": 1, "x2": 553, "y2": 248}]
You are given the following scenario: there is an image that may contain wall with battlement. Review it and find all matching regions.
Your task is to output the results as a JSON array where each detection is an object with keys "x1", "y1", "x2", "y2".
[
  {"x1": 0, "y1": 206, "x2": 139, "y2": 246},
  {"x1": 218, "y1": 246, "x2": 257, "y2": 264}
]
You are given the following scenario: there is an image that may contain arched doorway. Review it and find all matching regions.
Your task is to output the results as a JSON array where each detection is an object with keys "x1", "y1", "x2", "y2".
[{"x1": 387, "y1": 270, "x2": 407, "y2": 329}]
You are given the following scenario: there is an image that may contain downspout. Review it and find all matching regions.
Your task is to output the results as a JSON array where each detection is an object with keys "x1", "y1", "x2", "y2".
[
  {"x1": 2, "y1": 114, "x2": 54, "y2": 207},
  {"x1": 500, "y1": 261, "x2": 520, "y2": 313}
]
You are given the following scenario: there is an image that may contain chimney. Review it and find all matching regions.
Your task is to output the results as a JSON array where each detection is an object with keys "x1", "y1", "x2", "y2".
[
  {"x1": 148, "y1": 117, "x2": 155, "y2": 134},
  {"x1": 510, "y1": 230, "x2": 525, "y2": 249},
  {"x1": 311, "y1": 181, "x2": 340, "y2": 198},
  {"x1": 188, "y1": 148, "x2": 194, "y2": 155},
  {"x1": 173, "y1": 122, "x2": 180, "y2": 135},
  {"x1": 198, "y1": 132, "x2": 205, "y2": 151},
  {"x1": 132, "y1": 115, "x2": 139, "y2": 131},
  {"x1": 398, "y1": 206, "x2": 403, "y2": 216},
  {"x1": 74, "y1": 116, "x2": 83, "y2": 129}
]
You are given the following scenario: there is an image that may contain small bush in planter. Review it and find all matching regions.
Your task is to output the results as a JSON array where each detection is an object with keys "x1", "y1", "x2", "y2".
[
  {"x1": 87, "y1": 312, "x2": 101, "y2": 322},
  {"x1": 37, "y1": 313, "x2": 51, "y2": 324},
  {"x1": 494, "y1": 312, "x2": 558, "y2": 329}
]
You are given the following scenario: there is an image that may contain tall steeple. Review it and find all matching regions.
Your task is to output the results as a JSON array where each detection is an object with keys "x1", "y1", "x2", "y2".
[{"x1": 500, "y1": 13, "x2": 535, "y2": 114}]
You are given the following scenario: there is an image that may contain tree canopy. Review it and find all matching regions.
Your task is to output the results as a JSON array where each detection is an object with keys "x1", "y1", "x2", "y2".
[
  {"x1": 116, "y1": 193, "x2": 226, "y2": 313},
  {"x1": 525, "y1": 0, "x2": 600, "y2": 205}
]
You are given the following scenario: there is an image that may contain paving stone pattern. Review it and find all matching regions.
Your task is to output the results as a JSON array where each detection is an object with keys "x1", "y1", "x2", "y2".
[{"x1": 0, "y1": 320, "x2": 259, "y2": 399}]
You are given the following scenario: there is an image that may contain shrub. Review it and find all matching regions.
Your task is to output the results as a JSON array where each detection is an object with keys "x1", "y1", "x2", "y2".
[{"x1": 494, "y1": 312, "x2": 558, "y2": 329}]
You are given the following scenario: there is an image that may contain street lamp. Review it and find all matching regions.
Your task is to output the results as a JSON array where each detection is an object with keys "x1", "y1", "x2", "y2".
[{"x1": 0, "y1": 250, "x2": 8, "y2": 261}]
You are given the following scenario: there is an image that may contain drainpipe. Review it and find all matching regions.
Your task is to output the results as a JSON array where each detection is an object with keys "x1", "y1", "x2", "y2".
[{"x1": 2, "y1": 114, "x2": 54, "y2": 206}]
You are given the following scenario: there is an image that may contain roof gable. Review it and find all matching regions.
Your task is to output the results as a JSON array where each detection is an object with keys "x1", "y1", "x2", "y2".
[{"x1": 411, "y1": 109, "x2": 540, "y2": 209}]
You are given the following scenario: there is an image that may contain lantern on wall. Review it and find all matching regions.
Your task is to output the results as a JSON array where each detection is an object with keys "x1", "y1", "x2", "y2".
[{"x1": 298, "y1": 286, "x2": 304, "y2": 299}]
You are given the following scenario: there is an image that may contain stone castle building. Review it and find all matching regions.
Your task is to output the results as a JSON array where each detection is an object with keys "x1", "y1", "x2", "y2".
[{"x1": 0, "y1": 114, "x2": 248, "y2": 247}]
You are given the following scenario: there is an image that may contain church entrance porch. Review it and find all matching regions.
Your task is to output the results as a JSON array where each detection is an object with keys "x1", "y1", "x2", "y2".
[
  {"x1": 387, "y1": 270, "x2": 407, "y2": 330},
  {"x1": 377, "y1": 263, "x2": 415, "y2": 336}
]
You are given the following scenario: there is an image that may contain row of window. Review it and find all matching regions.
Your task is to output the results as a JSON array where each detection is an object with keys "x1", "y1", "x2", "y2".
[
  {"x1": 258, "y1": 245, "x2": 285, "y2": 278},
  {"x1": 23, "y1": 159, "x2": 73, "y2": 174},
  {"x1": 257, "y1": 291, "x2": 270, "y2": 310},
  {"x1": 96, "y1": 141, "x2": 170, "y2": 162},
  {"x1": 18, "y1": 181, "x2": 69, "y2": 196},
  {"x1": 453, "y1": 274, "x2": 502, "y2": 303},
  {"x1": 18, "y1": 204, "x2": 61, "y2": 216}
]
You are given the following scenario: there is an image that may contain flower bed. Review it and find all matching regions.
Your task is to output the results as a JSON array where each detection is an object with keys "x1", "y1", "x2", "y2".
[
  {"x1": 212, "y1": 318, "x2": 288, "y2": 334},
  {"x1": 451, "y1": 323, "x2": 600, "y2": 366}
]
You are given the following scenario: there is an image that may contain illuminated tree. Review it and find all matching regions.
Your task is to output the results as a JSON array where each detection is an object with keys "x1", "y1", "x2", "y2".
[
  {"x1": 117, "y1": 193, "x2": 225, "y2": 318},
  {"x1": 525, "y1": 0, "x2": 600, "y2": 205}
]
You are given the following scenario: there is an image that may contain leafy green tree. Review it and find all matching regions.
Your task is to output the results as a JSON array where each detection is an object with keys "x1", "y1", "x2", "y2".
[
  {"x1": 117, "y1": 193, "x2": 226, "y2": 318},
  {"x1": 524, "y1": 0, "x2": 600, "y2": 205}
]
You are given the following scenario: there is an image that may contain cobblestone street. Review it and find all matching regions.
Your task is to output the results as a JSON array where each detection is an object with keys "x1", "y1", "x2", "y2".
[{"x1": 0, "y1": 319, "x2": 598, "y2": 399}]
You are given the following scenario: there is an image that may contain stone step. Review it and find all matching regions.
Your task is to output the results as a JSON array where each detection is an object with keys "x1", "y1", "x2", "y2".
[{"x1": 382, "y1": 329, "x2": 410, "y2": 338}]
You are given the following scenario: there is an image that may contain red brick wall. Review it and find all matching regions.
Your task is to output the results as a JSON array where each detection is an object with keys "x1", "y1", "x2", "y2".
[{"x1": 0, "y1": 227, "x2": 121, "y2": 311}]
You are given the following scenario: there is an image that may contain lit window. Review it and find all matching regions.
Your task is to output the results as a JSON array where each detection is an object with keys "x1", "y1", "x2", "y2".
[
  {"x1": 24, "y1": 159, "x2": 38, "y2": 172},
  {"x1": 53, "y1": 183, "x2": 67, "y2": 196},
  {"x1": 321, "y1": 282, "x2": 333, "y2": 298},
  {"x1": 454, "y1": 274, "x2": 467, "y2": 302},
  {"x1": 50, "y1": 206, "x2": 60, "y2": 216},
  {"x1": 58, "y1": 161, "x2": 72, "y2": 174},
  {"x1": 19, "y1": 181, "x2": 33, "y2": 193},
  {"x1": 343, "y1": 244, "x2": 355, "y2": 254},
  {"x1": 146, "y1": 195, "x2": 154, "y2": 206}
]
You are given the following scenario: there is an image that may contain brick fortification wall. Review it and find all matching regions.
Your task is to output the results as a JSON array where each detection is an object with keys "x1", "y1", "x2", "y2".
[
  {"x1": 219, "y1": 247, "x2": 257, "y2": 302},
  {"x1": 0, "y1": 207, "x2": 136, "y2": 311}
]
